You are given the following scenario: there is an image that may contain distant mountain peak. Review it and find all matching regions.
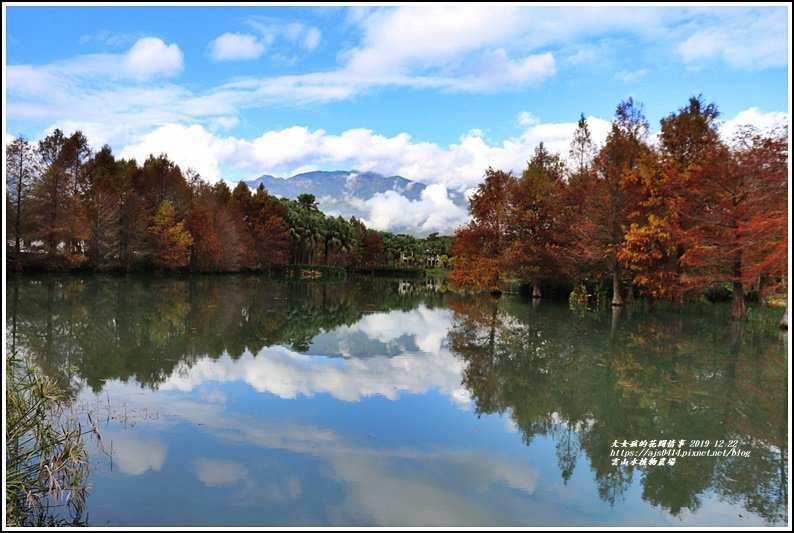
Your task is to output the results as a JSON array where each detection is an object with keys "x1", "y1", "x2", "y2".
[
  {"x1": 243, "y1": 170, "x2": 425, "y2": 202},
  {"x1": 240, "y1": 170, "x2": 467, "y2": 236}
]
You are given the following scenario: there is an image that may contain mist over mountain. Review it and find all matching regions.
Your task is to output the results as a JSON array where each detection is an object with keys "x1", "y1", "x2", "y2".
[{"x1": 242, "y1": 170, "x2": 469, "y2": 236}]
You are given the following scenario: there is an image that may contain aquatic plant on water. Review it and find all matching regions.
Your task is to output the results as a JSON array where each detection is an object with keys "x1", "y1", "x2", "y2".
[{"x1": 6, "y1": 352, "x2": 91, "y2": 526}]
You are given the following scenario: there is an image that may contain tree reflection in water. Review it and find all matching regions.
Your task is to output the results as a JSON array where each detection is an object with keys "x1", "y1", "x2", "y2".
[
  {"x1": 7, "y1": 275, "x2": 447, "y2": 395},
  {"x1": 447, "y1": 294, "x2": 787, "y2": 525},
  {"x1": 6, "y1": 276, "x2": 787, "y2": 525}
]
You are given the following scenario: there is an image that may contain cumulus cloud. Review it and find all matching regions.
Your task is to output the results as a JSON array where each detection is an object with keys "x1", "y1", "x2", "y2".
[
  {"x1": 115, "y1": 112, "x2": 611, "y2": 193},
  {"x1": 209, "y1": 32, "x2": 266, "y2": 62},
  {"x1": 345, "y1": 305, "x2": 452, "y2": 355},
  {"x1": 9, "y1": 6, "x2": 785, "y2": 155},
  {"x1": 107, "y1": 432, "x2": 167, "y2": 476},
  {"x1": 123, "y1": 37, "x2": 184, "y2": 79},
  {"x1": 102, "y1": 384, "x2": 541, "y2": 525},
  {"x1": 7, "y1": 36, "x2": 184, "y2": 85},
  {"x1": 111, "y1": 112, "x2": 616, "y2": 236},
  {"x1": 718, "y1": 107, "x2": 789, "y2": 142},
  {"x1": 103, "y1": 107, "x2": 775, "y2": 235},
  {"x1": 120, "y1": 124, "x2": 241, "y2": 182},
  {"x1": 361, "y1": 185, "x2": 469, "y2": 234},
  {"x1": 159, "y1": 305, "x2": 471, "y2": 407},
  {"x1": 518, "y1": 111, "x2": 541, "y2": 127}
]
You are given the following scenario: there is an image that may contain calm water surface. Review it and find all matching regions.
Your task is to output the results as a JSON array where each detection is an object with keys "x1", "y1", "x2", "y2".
[{"x1": 6, "y1": 275, "x2": 788, "y2": 527}]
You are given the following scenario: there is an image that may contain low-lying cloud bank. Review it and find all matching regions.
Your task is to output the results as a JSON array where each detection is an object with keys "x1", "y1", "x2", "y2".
[{"x1": 115, "y1": 107, "x2": 785, "y2": 235}]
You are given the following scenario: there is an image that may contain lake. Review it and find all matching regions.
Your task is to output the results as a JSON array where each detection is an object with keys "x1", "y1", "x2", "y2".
[{"x1": 6, "y1": 275, "x2": 788, "y2": 527}]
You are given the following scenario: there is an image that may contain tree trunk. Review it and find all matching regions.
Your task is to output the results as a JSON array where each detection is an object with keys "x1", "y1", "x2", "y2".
[
  {"x1": 611, "y1": 268, "x2": 624, "y2": 306},
  {"x1": 611, "y1": 305, "x2": 622, "y2": 337},
  {"x1": 14, "y1": 156, "x2": 22, "y2": 256},
  {"x1": 757, "y1": 276, "x2": 767, "y2": 307},
  {"x1": 532, "y1": 280, "x2": 542, "y2": 299},
  {"x1": 672, "y1": 292, "x2": 684, "y2": 311},
  {"x1": 625, "y1": 283, "x2": 635, "y2": 305},
  {"x1": 731, "y1": 250, "x2": 746, "y2": 320},
  {"x1": 781, "y1": 304, "x2": 788, "y2": 330},
  {"x1": 731, "y1": 280, "x2": 746, "y2": 321}
]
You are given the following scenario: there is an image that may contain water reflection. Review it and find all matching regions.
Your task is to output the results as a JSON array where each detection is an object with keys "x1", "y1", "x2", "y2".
[
  {"x1": 7, "y1": 275, "x2": 448, "y2": 393},
  {"x1": 6, "y1": 275, "x2": 788, "y2": 526},
  {"x1": 108, "y1": 433, "x2": 167, "y2": 476},
  {"x1": 447, "y1": 294, "x2": 788, "y2": 525}
]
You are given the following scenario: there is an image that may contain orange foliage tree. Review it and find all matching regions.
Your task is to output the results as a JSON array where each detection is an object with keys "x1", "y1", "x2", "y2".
[
  {"x1": 504, "y1": 143, "x2": 566, "y2": 298},
  {"x1": 450, "y1": 168, "x2": 515, "y2": 292},
  {"x1": 734, "y1": 127, "x2": 789, "y2": 300},
  {"x1": 620, "y1": 96, "x2": 724, "y2": 305}
]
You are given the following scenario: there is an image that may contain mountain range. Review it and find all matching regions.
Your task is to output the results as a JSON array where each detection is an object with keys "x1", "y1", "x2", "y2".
[{"x1": 241, "y1": 171, "x2": 469, "y2": 235}]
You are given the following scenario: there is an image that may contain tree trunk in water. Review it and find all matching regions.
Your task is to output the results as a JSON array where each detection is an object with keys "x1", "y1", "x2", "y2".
[
  {"x1": 672, "y1": 292, "x2": 684, "y2": 311},
  {"x1": 611, "y1": 305, "x2": 622, "y2": 337},
  {"x1": 731, "y1": 280, "x2": 746, "y2": 320},
  {"x1": 611, "y1": 269, "x2": 624, "y2": 306},
  {"x1": 532, "y1": 280, "x2": 542, "y2": 299},
  {"x1": 781, "y1": 304, "x2": 788, "y2": 330},
  {"x1": 625, "y1": 283, "x2": 634, "y2": 305},
  {"x1": 731, "y1": 246, "x2": 746, "y2": 320},
  {"x1": 757, "y1": 277, "x2": 767, "y2": 307}
]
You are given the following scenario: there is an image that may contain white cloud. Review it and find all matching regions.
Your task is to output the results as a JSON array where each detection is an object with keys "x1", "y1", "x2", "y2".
[
  {"x1": 120, "y1": 123, "x2": 241, "y2": 182},
  {"x1": 614, "y1": 68, "x2": 647, "y2": 83},
  {"x1": 123, "y1": 37, "x2": 184, "y2": 79},
  {"x1": 195, "y1": 458, "x2": 248, "y2": 486},
  {"x1": 361, "y1": 185, "x2": 469, "y2": 234},
  {"x1": 718, "y1": 107, "x2": 789, "y2": 142},
  {"x1": 518, "y1": 111, "x2": 541, "y2": 127},
  {"x1": 7, "y1": 36, "x2": 184, "y2": 86},
  {"x1": 452, "y1": 50, "x2": 556, "y2": 90},
  {"x1": 107, "y1": 432, "x2": 167, "y2": 476},
  {"x1": 678, "y1": 9, "x2": 787, "y2": 70},
  {"x1": 116, "y1": 112, "x2": 612, "y2": 199},
  {"x1": 78, "y1": 29, "x2": 131, "y2": 48},
  {"x1": 93, "y1": 383, "x2": 541, "y2": 525},
  {"x1": 303, "y1": 27, "x2": 322, "y2": 52},
  {"x1": 244, "y1": 19, "x2": 322, "y2": 58},
  {"x1": 346, "y1": 304, "x2": 455, "y2": 356},
  {"x1": 209, "y1": 32, "x2": 266, "y2": 62},
  {"x1": 343, "y1": 6, "x2": 525, "y2": 74},
  {"x1": 159, "y1": 305, "x2": 472, "y2": 407},
  {"x1": 20, "y1": 110, "x2": 613, "y2": 234},
  {"x1": 340, "y1": 6, "x2": 556, "y2": 90},
  {"x1": 7, "y1": 6, "x2": 786, "y2": 147},
  {"x1": 565, "y1": 48, "x2": 596, "y2": 65},
  {"x1": 265, "y1": 475, "x2": 303, "y2": 501}
]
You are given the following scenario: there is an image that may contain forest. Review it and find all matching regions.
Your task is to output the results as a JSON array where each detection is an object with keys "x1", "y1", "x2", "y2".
[
  {"x1": 450, "y1": 96, "x2": 787, "y2": 319},
  {"x1": 5, "y1": 95, "x2": 788, "y2": 319},
  {"x1": 5, "y1": 130, "x2": 452, "y2": 276}
]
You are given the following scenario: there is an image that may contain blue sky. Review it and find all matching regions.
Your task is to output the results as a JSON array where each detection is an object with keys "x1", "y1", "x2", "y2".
[{"x1": 4, "y1": 4, "x2": 790, "y2": 233}]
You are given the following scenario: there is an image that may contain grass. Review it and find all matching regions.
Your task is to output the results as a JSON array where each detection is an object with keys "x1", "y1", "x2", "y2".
[{"x1": 6, "y1": 352, "x2": 91, "y2": 526}]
